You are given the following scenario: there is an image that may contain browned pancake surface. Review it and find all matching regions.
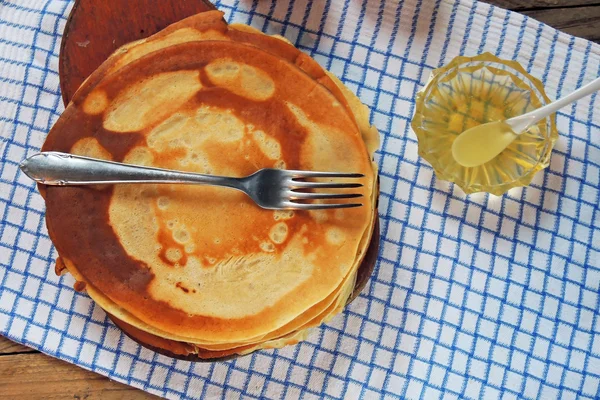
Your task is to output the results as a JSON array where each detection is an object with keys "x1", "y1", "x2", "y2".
[{"x1": 43, "y1": 39, "x2": 374, "y2": 342}]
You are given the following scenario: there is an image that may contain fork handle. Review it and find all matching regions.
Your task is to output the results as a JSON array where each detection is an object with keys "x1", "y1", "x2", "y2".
[{"x1": 19, "y1": 151, "x2": 243, "y2": 189}]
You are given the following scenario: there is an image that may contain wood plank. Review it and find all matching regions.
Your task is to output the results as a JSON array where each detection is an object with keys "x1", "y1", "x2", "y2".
[
  {"x1": 523, "y1": 5, "x2": 600, "y2": 43},
  {"x1": 487, "y1": 0, "x2": 600, "y2": 10},
  {"x1": 0, "y1": 335, "x2": 37, "y2": 355},
  {"x1": 0, "y1": 353, "x2": 159, "y2": 399}
]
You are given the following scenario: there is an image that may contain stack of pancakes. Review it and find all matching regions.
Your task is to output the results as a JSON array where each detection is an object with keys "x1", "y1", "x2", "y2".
[{"x1": 41, "y1": 11, "x2": 379, "y2": 360}]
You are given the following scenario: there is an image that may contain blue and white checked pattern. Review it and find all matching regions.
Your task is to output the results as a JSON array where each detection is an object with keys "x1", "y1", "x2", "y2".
[{"x1": 1, "y1": 0, "x2": 599, "y2": 398}]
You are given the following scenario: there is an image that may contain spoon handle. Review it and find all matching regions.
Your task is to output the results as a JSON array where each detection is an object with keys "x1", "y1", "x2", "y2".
[{"x1": 507, "y1": 76, "x2": 600, "y2": 134}]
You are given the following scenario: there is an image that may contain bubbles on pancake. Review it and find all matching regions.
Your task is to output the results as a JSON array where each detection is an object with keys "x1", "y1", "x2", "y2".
[
  {"x1": 184, "y1": 151, "x2": 213, "y2": 174},
  {"x1": 174, "y1": 229, "x2": 190, "y2": 244},
  {"x1": 273, "y1": 210, "x2": 294, "y2": 221},
  {"x1": 157, "y1": 197, "x2": 170, "y2": 210},
  {"x1": 147, "y1": 106, "x2": 245, "y2": 176},
  {"x1": 326, "y1": 228, "x2": 345, "y2": 245},
  {"x1": 150, "y1": 107, "x2": 243, "y2": 149},
  {"x1": 205, "y1": 59, "x2": 275, "y2": 101},
  {"x1": 103, "y1": 71, "x2": 201, "y2": 132},
  {"x1": 82, "y1": 89, "x2": 109, "y2": 115},
  {"x1": 147, "y1": 106, "x2": 248, "y2": 176},
  {"x1": 166, "y1": 248, "x2": 182, "y2": 263},
  {"x1": 269, "y1": 222, "x2": 288, "y2": 244},
  {"x1": 260, "y1": 241, "x2": 275, "y2": 253}
]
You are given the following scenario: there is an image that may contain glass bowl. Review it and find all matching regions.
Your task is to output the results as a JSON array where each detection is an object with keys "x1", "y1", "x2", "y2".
[{"x1": 411, "y1": 52, "x2": 559, "y2": 195}]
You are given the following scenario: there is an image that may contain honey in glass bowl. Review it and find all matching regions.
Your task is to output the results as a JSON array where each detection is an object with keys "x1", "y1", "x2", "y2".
[{"x1": 412, "y1": 53, "x2": 559, "y2": 195}]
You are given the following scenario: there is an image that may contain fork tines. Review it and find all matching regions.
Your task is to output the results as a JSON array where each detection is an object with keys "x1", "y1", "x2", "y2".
[{"x1": 287, "y1": 171, "x2": 365, "y2": 210}]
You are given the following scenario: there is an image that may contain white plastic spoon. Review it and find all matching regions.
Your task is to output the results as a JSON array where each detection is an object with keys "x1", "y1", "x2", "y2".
[{"x1": 452, "y1": 76, "x2": 600, "y2": 168}]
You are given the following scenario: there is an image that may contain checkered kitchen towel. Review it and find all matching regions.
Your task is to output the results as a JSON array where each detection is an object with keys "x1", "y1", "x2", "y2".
[{"x1": 1, "y1": 0, "x2": 599, "y2": 398}]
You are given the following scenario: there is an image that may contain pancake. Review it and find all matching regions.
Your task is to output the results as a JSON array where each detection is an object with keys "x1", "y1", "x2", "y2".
[
  {"x1": 60, "y1": 11, "x2": 379, "y2": 302},
  {"x1": 42, "y1": 38, "x2": 375, "y2": 343},
  {"x1": 62, "y1": 255, "x2": 356, "y2": 348},
  {"x1": 107, "y1": 266, "x2": 356, "y2": 359},
  {"x1": 43, "y1": 11, "x2": 380, "y2": 357},
  {"x1": 74, "y1": 11, "x2": 357, "y2": 131}
]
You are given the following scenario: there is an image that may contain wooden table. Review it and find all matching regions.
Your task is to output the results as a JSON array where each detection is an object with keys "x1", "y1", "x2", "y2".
[
  {"x1": 491, "y1": 0, "x2": 600, "y2": 43},
  {"x1": 1, "y1": 1, "x2": 598, "y2": 398},
  {"x1": 0, "y1": 336, "x2": 158, "y2": 399}
]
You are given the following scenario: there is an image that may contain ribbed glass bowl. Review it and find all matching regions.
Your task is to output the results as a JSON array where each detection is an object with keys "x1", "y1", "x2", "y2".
[{"x1": 412, "y1": 53, "x2": 559, "y2": 195}]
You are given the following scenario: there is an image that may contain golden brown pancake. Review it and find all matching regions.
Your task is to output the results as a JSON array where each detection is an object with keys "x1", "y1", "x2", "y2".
[
  {"x1": 109, "y1": 264, "x2": 356, "y2": 359},
  {"x1": 43, "y1": 38, "x2": 375, "y2": 342},
  {"x1": 74, "y1": 11, "x2": 358, "y2": 131},
  {"x1": 63, "y1": 256, "x2": 356, "y2": 349},
  {"x1": 43, "y1": 11, "x2": 380, "y2": 357}
]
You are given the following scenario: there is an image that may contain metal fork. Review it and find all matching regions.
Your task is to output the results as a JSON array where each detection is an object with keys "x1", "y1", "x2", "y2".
[{"x1": 20, "y1": 152, "x2": 364, "y2": 210}]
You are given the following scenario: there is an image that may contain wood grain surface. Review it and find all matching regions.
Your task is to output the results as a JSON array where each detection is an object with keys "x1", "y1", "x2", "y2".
[
  {"x1": 0, "y1": 337, "x2": 157, "y2": 399},
  {"x1": 482, "y1": 0, "x2": 600, "y2": 43},
  {"x1": 523, "y1": 5, "x2": 600, "y2": 43},
  {"x1": 492, "y1": 0, "x2": 600, "y2": 9},
  {"x1": 0, "y1": 335, "x2": 35, "y2": 355},
  {"x1": 2, "y1": 0, "x2": 598, "y2": 398}
]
